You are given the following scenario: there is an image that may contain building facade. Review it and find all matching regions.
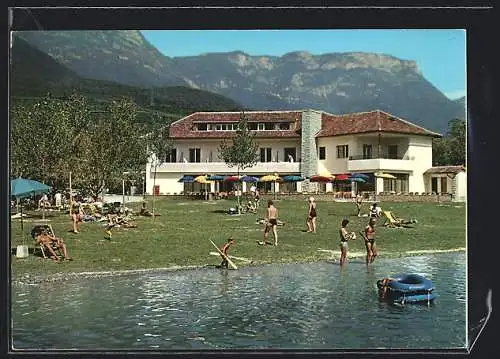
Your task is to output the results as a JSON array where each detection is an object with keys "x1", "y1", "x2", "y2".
[{"x1": 145, "y1": 109, "x2": 442, "y2": 196}]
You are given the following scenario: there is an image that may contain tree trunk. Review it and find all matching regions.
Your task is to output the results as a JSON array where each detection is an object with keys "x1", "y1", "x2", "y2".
[{"x1": 237, "y1": 166, "x2": 241, "y2": 214}]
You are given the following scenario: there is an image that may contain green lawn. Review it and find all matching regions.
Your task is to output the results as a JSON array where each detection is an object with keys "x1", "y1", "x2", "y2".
[{"x1": 10, "y1": 196, "x2": 466, "y2": 282}]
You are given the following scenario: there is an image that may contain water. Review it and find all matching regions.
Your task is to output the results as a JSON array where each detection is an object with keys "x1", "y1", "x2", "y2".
[{"x1": 12, "y1": 252, "x2": 466, "y2": 350}]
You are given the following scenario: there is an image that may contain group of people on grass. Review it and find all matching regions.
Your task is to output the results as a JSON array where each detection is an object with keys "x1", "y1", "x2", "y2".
[{"x1": 220, "y1": 195, "x2": 382, "y2": 268}]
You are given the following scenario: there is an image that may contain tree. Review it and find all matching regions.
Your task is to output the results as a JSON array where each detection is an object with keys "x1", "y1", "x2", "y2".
[
  {"x1": 147, "y1": 122, "x2": 173, "y2": 219},
  {"x1": 432, "y1": 119, "x2": 466, "y2": 166},
  {"x1": 218, "y1": 111, "x2": 260, "y2": 213},
  {"x1": 76, "y1": 98, "x2": 150, "y2": 199}
]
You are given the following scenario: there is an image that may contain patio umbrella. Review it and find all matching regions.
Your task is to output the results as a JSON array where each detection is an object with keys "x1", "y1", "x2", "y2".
[
  {"x1": 375, "y1": 172, "x2": 397, "y2": 179},
  {"x1": 349, "y1": 177, "x2": 367, "y2": 183},
  {"x1": 224, "y1": 175, "x2": 242, "y2": 182},
  {"x1": 11, "y1": 177, "x2": 52, "y2": 246},
  {"x1": 207, "y1": 175, "x2": 225, "y2": 181},
  {"x1": 178, "y1": 175, "x2": 195, "y2": 183},
  {"x1": 351, "y1": 173, "x2": 370, "y2": 180},
  {"x1": 194, "y1": 175, "x2": 212, "y2": 184},
  {"x1": 282, "y1": 175, "x2": 305, "y2": 182},
  {"x1": 309, "y1": 175, "x2": 335, "y2": 182},
  {"x1": 241, "y1": 175, "x2": 259, "y2": 183},
  {"x1": 333, "y1": 174, "x2": 351, "y2": 181},
  {"x1": 259, "y1": 174, "x2": 282, "y2": 199}
]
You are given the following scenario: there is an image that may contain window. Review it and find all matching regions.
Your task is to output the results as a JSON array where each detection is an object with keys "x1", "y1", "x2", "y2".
[
  {"x1": 363, "y1": 144, "x2": 372, "y2": 159},
  {"x1": 440, "y1": 177, "x2": 448, "y2": 193},
  {"x1": 264, "y1": 123, "x2": 275, "y2": 130},
  {"x1": 215, "y1": 124, "x2": 222, "y2": 131},
  {"x1": 248, "y1": 123, "x2": 258, "y2": 130},
  {"x1": 388, "y1": 145, "x2": 398, "y2": 159},
  {"x1": 197, "y1": 123, "x2": 207, "y2": 131},
  {"x1": 319, "y1": 147, "x2": 326, "y2": 160},
  {"x1": 284, "y1": 147, "x2": 296, "y2": 162},
  {"x1": 165, "y1": 148, "x2": 177, "y2": 163},
  {"x1": 260, "y1": 148, "x2": 272, "y2": 162},
  {"x1": 336, "y1": 145, "x2": 349, "y2": 159},
  {"x1": 189, "y1": 148, "x2": 201, "y2": 163},
  {"x1": 258, "y1": 123, "x2": 265, "y2": 131},
  {"x1": 279, "y1": 122, "x2": 290, "y2": 130},
  {"x1": 431, "y1": 177, "x2": 438, "y2": 193}
]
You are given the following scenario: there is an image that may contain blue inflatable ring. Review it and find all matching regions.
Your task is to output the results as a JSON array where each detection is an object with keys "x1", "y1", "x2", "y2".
[{"x1": 387, "y1": 274, "x2": 434, "y2": 293}]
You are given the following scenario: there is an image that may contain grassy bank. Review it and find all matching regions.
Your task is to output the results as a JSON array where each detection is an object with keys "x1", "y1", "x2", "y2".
[{"x1": 10, "y1": 197, "x2": 466, "y2": 282}]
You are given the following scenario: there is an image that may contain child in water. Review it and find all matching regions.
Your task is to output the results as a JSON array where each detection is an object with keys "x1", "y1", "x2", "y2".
[{"x1": 219, "y1": 237, "x2": 236, "y2": 269}]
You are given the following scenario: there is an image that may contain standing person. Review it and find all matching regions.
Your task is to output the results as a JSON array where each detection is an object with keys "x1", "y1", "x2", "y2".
[
  {"x1": 360, "y1": 217, "x2": 378, "y2": 264},
  {"x1": 262, "y1": 200, "x2": 279, "y2": 246},
  {"x1": 355, "y1": 193, "x2": 363, "y2": 217},
  {"x1": 306, "y1": 196, "x2": 317, "y2": 233},
  {"x1": 339, "y1": 218, "x2": 356, "y2": 266},
  {"x1": 70, "y1": 197, "x2": 83, "y2": 234},
  {"x1": 254, "y1": 188, "x2": 260, "y2": 208},
  {"x1": 219, "y1": 237, "x2": 236, "y2": 269},
  {"x1": 54, "y1": 191, "x2": 62, "y2": 209}
]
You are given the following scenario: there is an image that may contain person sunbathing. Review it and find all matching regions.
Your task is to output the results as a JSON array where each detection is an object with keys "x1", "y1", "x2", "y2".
[{"x1": 35, "y1": 229, "x2": 73, "y2": 262}]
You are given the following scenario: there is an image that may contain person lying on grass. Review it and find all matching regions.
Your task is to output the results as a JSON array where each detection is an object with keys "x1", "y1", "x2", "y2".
[
  {"x1": 104, "y1": 214, "x2": 138, "y2": 239},
  {"x1": 35, "y1": 229, "x2": 73, "y2": 262}
]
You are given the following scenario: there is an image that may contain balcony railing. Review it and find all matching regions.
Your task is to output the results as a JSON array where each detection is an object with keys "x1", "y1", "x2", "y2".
[
  {"x1": 349, "y1": 154, "x2": 415, "y2": 161},
  {"x1": 153, "y1": 161, "x2": 301, "y2": 174}
]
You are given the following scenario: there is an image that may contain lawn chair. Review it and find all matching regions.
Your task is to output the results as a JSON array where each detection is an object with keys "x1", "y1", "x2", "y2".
[
  {"x1": 31, "y1": 224, "x2": 63, "y2": 259},
  {"x1": 383, "y1": 211, "x2": 417, "y2": 228}
]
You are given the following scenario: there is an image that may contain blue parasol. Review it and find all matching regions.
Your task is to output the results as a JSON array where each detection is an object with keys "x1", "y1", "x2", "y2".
[
  {"x1": 282, "y1": 175, "x2": 305, "y2": 182},
  {"x1": 241, "y1": 175, "x2": 259, "y2": 183},
  {"x1": 207, "y1": 175, "x2": 225, "y2": 181},
  {"x1": 350, "y1": 173, "x2": 370, "y2": 180},
  {"x1": 178, "y1": 175, "x2": 194, "y2": 183}
]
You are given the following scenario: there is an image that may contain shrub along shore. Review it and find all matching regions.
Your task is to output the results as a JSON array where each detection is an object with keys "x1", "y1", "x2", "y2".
[{"x1": 10, "y1": 197, "x2": 466, "y2": 285}]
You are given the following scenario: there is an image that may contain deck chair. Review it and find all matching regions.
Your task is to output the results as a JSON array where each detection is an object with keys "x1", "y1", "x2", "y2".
[
  {"x1": 31, "y1": 224, "x2": 63, "y2": 259},
  {"x1": 383, "y1": 211, "x2": 417, "y2": 228}
]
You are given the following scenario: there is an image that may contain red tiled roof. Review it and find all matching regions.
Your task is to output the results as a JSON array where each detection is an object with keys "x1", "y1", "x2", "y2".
[
  {"x1": 317, "y1": 110, "x2": 441, "y2": 138},
  {"x1": 424, "y1": 165, "x2": 466, "y2": 174},
  {"x1": 169, "y1": 111, "x2": 302, "y2": 139},
  {"x1": 169, "y1": 109, "x2": 440, "y2": 139}
]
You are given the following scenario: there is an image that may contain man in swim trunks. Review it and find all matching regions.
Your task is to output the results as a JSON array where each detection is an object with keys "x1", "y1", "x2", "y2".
[
  {"x1": 360, "y1": 217, "x2": 378, "y2": 264},
  {"x1": 263, "y1": 200, "x2": 279, "y2": 246},
  {"x1": 219, "y1": 237, "x2": 236, "y2": 269}
]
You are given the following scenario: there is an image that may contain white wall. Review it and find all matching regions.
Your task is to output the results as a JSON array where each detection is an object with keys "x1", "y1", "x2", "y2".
[
  {"x1": 406, "y1": 136, "x2": 433, "y2": 193},
  {"x1": 317, "y1": 135, "x2": 354, "y2": 174},
  {"x1": 173, "y1": 138, "x2": 301, "y2": 163},
  {"x1": 455, "y1": 171, "x2": 467, "y2": 202},
  {"x1": 146, "y1": 171, "x2": 184, "y2": 195}
]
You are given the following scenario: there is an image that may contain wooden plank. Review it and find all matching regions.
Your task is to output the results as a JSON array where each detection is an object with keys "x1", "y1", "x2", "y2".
[
  {"x1": 209, "y1": 239, "x2": 238, "y2": 270},
  {"x1": 209, "y1": 252, "x2": 253, "y2": 263}
]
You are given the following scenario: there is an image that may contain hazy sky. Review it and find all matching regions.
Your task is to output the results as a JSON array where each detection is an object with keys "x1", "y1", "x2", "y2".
[{"x1": 142, "y1": 29, "x2": 466, "y2": 100}]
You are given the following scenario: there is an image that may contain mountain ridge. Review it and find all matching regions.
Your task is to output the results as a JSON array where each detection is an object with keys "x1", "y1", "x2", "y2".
[{"x1": 14, "y1": 30, "x2": 465, "y2": 134}]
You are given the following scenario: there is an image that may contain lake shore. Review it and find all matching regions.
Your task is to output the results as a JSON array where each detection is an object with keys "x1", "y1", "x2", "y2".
[{"x1": 12, "y1": 247, "x2": 466, "y2": 286}]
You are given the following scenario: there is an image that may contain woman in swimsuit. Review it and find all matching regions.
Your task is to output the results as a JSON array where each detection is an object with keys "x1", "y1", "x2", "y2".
[
  {"x1": 70, "y1": 198, "x2": 83, "y2": 234},
  {"x1": 306, "y1": 196, "x2": 317, "y2": 234},
  {"x1": 339, "y1": 218, "x2": 355, "y2": 266},
  {"x1": 361, "y1": 217, "x2": 378, "y2": 264}
]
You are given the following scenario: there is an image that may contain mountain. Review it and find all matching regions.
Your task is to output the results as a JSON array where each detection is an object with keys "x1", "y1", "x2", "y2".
[
  {"x1": 15, "y1": 30, "x2": 466, "y2": 134},
  {"x1": 454, "y1": 96, "x2": 466, "y2": 107},
  {"x1": 15, "y1": 30, "x2": 188, "y2": 88},
  {"x1": 10, "y1": 37, "x2": 244, "y2": 121}
]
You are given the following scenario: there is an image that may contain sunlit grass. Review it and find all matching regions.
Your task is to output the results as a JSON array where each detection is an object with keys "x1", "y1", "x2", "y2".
[{"x1": 10, "y1": 196, "x2": 466, "y2": 281}]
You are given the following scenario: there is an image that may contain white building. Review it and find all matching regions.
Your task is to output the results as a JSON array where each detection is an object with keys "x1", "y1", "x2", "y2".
[
  {"x1": 423, "y1": 165, "x2": 467, "y2": 202},
  {"x1": 145, "y1": 109, "x2": 442, "y2": 196}
]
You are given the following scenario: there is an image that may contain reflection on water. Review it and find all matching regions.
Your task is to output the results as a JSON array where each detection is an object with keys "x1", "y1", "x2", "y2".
[{"x1": 12, "y1": 252, "x2": 466, "y2": 350}]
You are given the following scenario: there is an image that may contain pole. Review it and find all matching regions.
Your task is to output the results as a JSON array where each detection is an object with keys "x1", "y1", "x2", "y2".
[
  {"x1": 69, "y1": 171, "x2": 73, "y2": 206},
  {"x1": 122, "y1": 178, "x2": 125, "y2": 211}
]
